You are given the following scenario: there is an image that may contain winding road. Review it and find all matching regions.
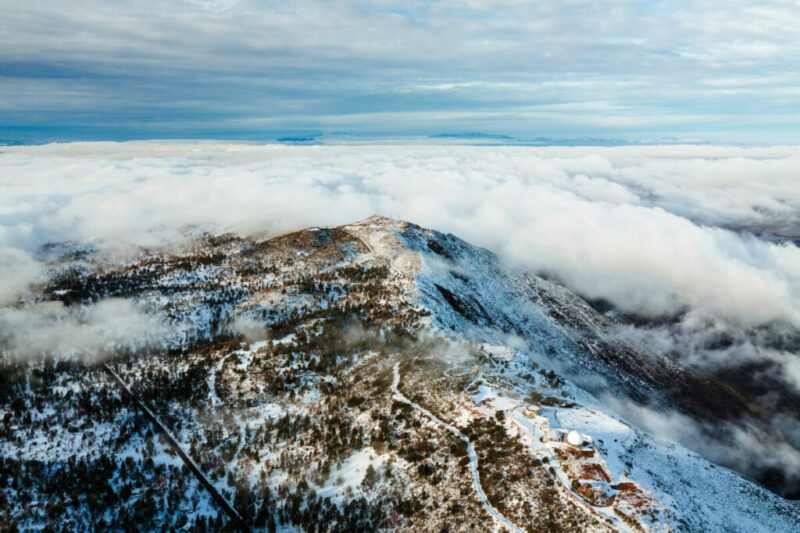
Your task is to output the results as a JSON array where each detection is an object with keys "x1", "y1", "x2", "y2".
[
  {"x1": 392, "y1": 363, "x2": 525, "y2": 533},
  {"x1": 509, "y1": 407, "x2": 631, "y2": 532}
]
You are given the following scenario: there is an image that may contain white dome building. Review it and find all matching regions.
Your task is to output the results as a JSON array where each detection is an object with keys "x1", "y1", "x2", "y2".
[{"x1": 566, "y1": 430, "x2": 583, "y2": 446}]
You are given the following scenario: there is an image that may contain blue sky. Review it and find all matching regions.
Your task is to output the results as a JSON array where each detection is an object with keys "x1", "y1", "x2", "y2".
[{"x1": 1, "y1": 0, "x2": 799, "y2": 144}]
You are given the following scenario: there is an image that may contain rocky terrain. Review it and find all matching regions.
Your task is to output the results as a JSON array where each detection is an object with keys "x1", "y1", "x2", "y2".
[{"x1": 1, "y1": 216, "x2": 798, "y2": 532}]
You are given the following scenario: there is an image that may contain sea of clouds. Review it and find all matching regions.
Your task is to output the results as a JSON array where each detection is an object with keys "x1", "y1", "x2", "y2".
[
  {"x1": 4, "y1": 142, "x2": 800, "y2": 311},
  {"x1": 2, "y1": 142, "x2": 800, "y2": 365}
]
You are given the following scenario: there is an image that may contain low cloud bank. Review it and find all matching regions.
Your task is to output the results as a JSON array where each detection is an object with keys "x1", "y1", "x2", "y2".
[
  {"x1": 612, "y1": 311, "x2": 800, "y2": 373},
  {"x1": 2, "y1": 141, "x2": 800, "y2": 348},
  {"x1": 0, "y1": 247, "x2": 42, "y2": 306},
  {"x1": 0, "y1": 299, "x2": 170, "y2": 363},
  {"x1": 606, "y1": 396, "x2": 800, "y2": 497}
]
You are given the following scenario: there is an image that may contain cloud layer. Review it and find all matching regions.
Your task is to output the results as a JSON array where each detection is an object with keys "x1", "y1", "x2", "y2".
[
  {"x1": 0, "y1": 299, "x2": 170, "y2": 363},
  {"x1": 3, "y1": 142, "x2": 800, "y2": 326}
]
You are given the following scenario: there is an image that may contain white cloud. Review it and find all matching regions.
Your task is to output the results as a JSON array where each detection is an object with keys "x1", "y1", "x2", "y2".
[
  {"x1": 606, "y1": 396, "x2": 800, "y2": 493},
  {"x1": 2, "y1": 142, "x2": 800, "y2": 330},
  {"x1": 0, "y1": 299, "x2": 170, "y2": 363},
  {"x1": 0, "y1": 247, "x2": 42, "y2": 305}
]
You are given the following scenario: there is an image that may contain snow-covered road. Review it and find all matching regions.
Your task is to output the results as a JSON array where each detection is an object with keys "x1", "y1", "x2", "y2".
[
  {"x1": 392, "y1": 363, "x2": 525, "y2": 533},
  {"x1": 510, "y1": 407, "x2": 631, "y2": 533}
]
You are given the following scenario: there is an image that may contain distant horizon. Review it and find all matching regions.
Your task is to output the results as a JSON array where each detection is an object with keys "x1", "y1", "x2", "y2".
[
  {"x1": 4, "y1": 2, "x2": 800, "y2": 146},
  {"x1": 0, "y1": 132, "x2": 775, "y2": 148}
]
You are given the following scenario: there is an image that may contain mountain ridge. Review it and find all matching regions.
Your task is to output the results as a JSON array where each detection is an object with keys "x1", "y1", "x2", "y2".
[{"x1": 1, "y1": 216, "x2": 798, "y2": 532}]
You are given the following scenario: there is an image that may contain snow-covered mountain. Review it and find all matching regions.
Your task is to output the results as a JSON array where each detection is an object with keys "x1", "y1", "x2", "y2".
[{"x1": 1, "y1": 216, "x2": 798, "y2": 532}]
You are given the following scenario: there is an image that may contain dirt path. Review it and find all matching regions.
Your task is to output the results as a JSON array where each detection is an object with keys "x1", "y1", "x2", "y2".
[{"x1": 510, "y1": 407, "x2": 631, "y2": 532}]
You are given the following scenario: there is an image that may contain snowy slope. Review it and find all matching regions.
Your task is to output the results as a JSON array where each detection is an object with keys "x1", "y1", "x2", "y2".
[
  {"x1": 386, "y1": 218, "x2": 799, "y2": 532},
  {"x1": 2, "y1": 216, "x2": 798, "y2": 533}
]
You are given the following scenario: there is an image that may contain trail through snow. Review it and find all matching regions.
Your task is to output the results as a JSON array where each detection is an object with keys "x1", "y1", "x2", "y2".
[
  {"x1": 209, "y1": 351, "x2": 249, "y2": 464},
  {"x1": 391, "y1": 363, "x2": 524, "y2": 533},
  {"x1": 510, "y1": 408, "x2": 631, "y2": 532}
]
